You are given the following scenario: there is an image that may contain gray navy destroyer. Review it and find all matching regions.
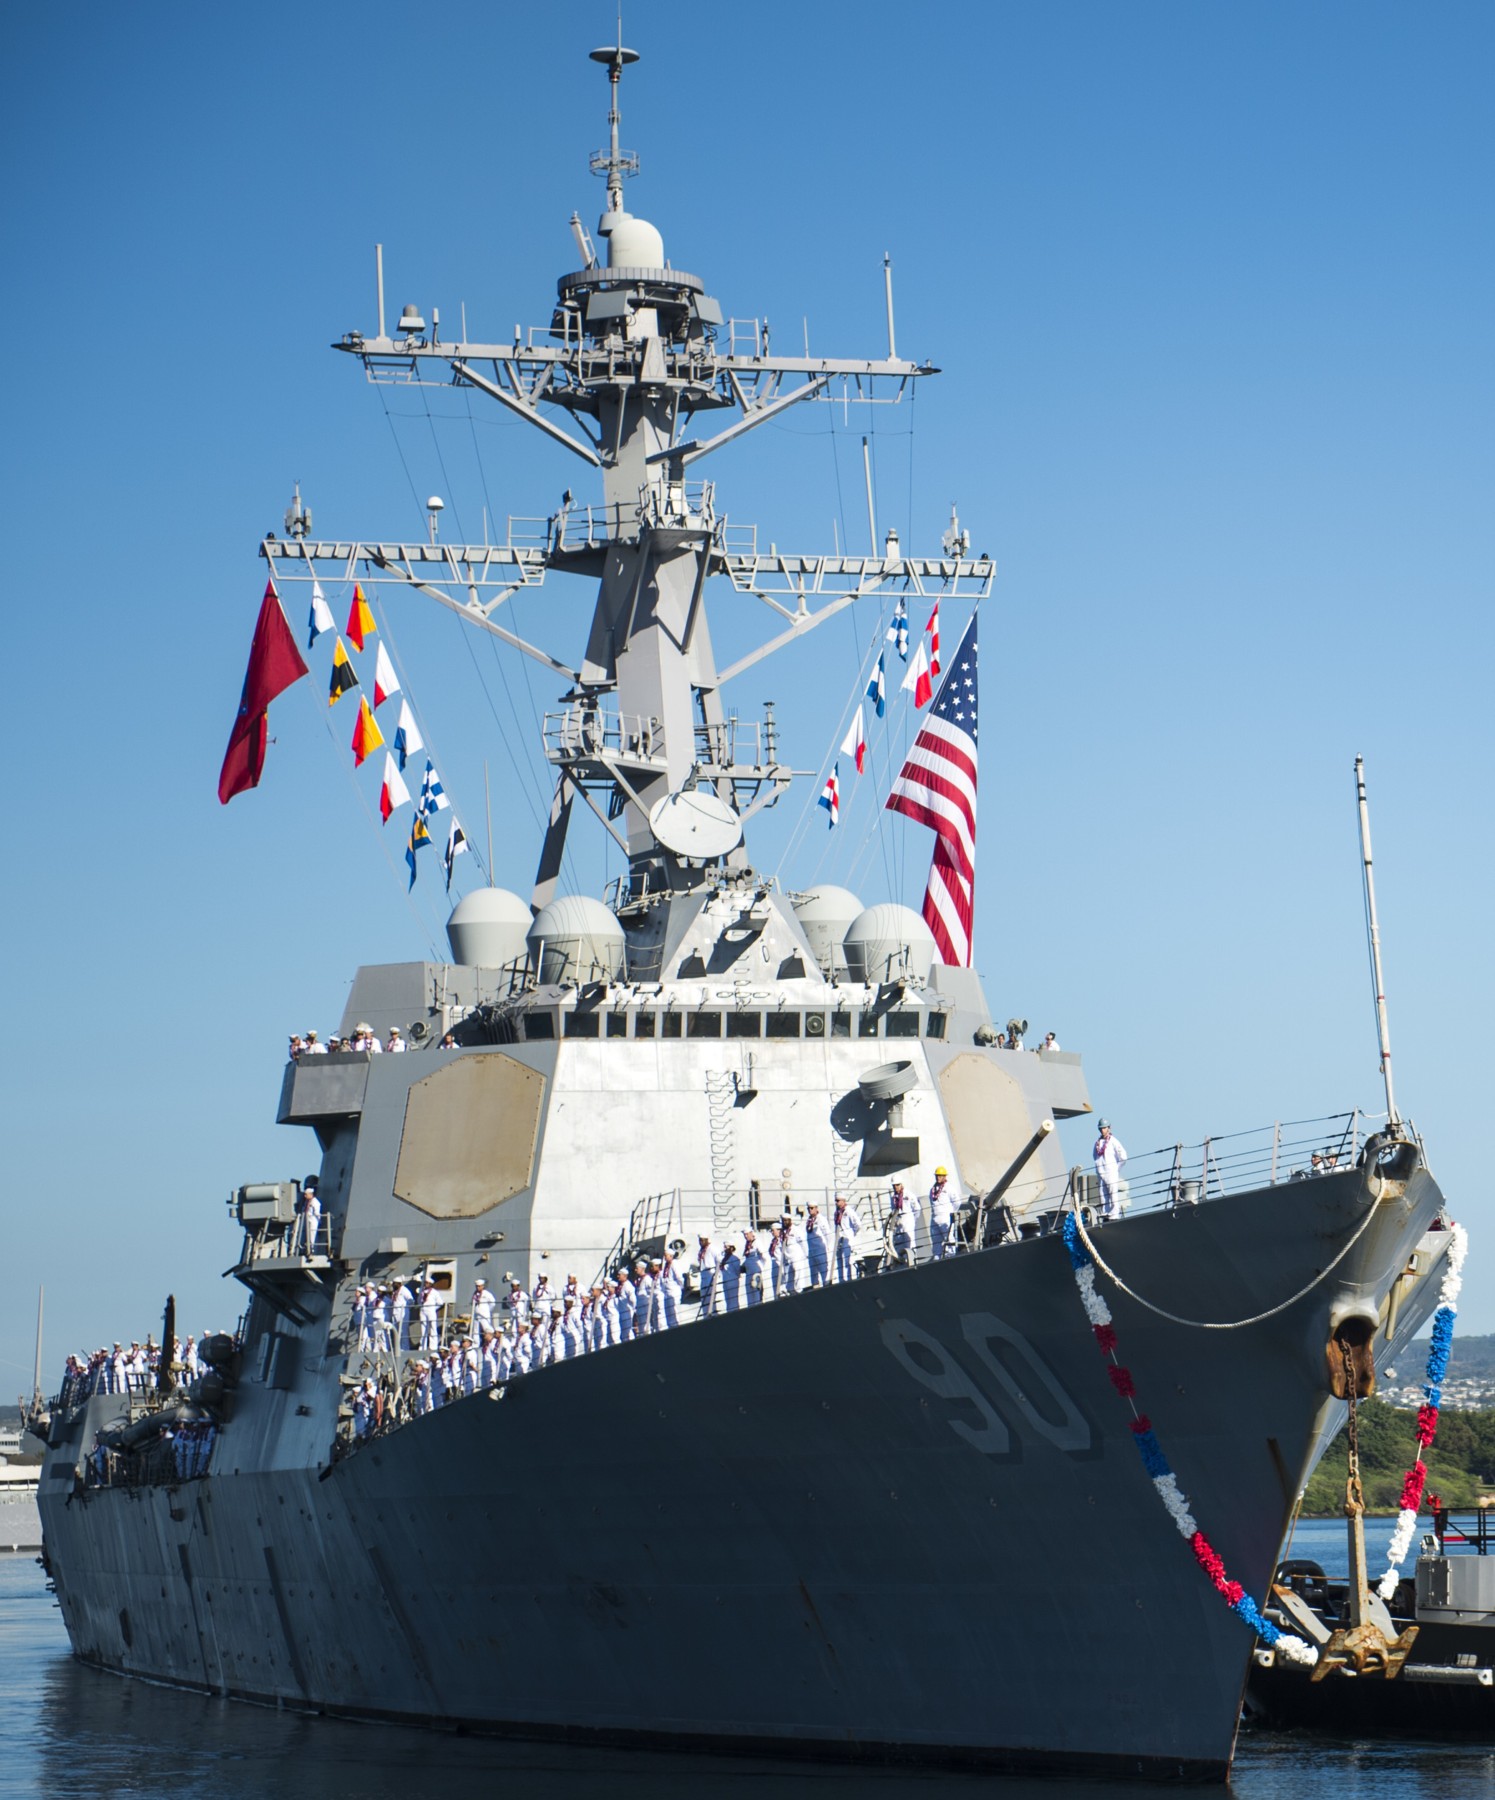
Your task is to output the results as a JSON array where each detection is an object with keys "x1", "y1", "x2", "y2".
[{"x1": 31, "y1": 44, "x2": 1459, "y2": 1782}]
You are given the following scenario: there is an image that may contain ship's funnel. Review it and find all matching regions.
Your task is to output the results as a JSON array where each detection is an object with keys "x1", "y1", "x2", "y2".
[{"x1": 446, "y1": 887, "x2": 531, "y2": 968}]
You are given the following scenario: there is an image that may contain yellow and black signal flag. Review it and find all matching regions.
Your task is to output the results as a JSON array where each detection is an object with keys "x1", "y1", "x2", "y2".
[
  {"x1": 351, "y1": 695, "x2": 385, "y2": 768},
  {"x1": 328, "y1": 637, "x2": 359, "y2": 707},
  {"x1": 405, "y1": 810, "x2": 431, "y2": 889},
  {"x1": 345, "y1": 583, "x2": 376, "y2": 653}
]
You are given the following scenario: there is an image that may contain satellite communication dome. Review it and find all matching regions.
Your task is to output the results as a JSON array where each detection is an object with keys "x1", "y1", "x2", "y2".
[
  {"x1": 527, "y1": 896, "x2": 627, "y2": 987},
  {"x1": 791, "y1": 885, "x2": 864, "y2": 975},
  {"x1": 446, "y1": 887, "x2": 531, "y2": 969},
  {"x1": 842, "y1": 904, "x2": 937, "y2": 986},
  {"x1": 604, "y1": 211, "x2": 665, "y2": 269}
]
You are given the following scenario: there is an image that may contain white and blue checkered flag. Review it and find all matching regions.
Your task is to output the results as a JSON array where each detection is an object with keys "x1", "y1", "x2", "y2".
[{"x1": 419, "y1": 760, "x2": 449, "y2": 815}]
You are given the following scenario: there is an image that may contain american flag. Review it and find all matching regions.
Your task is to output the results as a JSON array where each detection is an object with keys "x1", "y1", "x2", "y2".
[{"x1": 885, "y1": 613, "x2": 978, "y2": 966}]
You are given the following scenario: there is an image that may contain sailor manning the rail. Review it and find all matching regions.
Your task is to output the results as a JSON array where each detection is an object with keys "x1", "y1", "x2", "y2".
[
  {"x1": 831, "y1": 1196, "x2": 862, "y2": 1282},
  {"x1": 803, "y1": 1203, "x2": 832, "y2": 1287},
  {"x1": 696, "y1": 1235, "x2": 719, "y2": 1316},
  {"x1": 1093, "y1": 1120, "x2": 1128, "y2": 1219},
  {"x1": 888, "y1": 1181, "x2": 920, "y2": 1266},
  {"x1": 719, "y1": 1242, "x2": 742, "y2": 1312},
  {"x1": 927, "y1": 1167, "x2": 960, "y2": 1260},
  {"x1": 418, "y1": 1279, "x2": 441, "y2": 1350},
  {"x1": 742, "y1": 1231, "x2": 766, "y2": 1306}
]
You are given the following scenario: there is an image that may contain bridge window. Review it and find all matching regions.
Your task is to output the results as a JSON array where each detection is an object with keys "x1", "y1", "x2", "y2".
[
  {"x1": 726, "y1": 1013, "x2": 761, "y2": 1038},
  {"x1": 522, "y1": 1012, "x2": 556, "y2": 1041},
  {"x1": 564, "y1": 1011, "x2": 601, "y2": 1038},
  {"x1": 688, "y1": 1011, "x2": 723, "y2": 1038},
  {"x1": 634, "y1": 1012, "x2": 657, "y2": 1038},
  {"x1": 766, "y1": 1012, "x2": 801, "y2": 1039},
  {"x1": 606, "y1": 1013, "x2": 629, "y2": 1038},
  {"x1": 885, "y1": 1012, "x2": 920, "y2": 1039},
  {"x1": 660, "y1": 1012, "x2": 683, "y2": 1038},
  {"x1": 925, "y1": 1012, "x2": 948, "y2": 1040}
]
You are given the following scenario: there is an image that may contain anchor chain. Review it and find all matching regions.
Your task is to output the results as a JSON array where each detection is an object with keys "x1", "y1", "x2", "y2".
[{"x1": 1309, "y1": 1336, "x2": 1420, "y2": 1682}]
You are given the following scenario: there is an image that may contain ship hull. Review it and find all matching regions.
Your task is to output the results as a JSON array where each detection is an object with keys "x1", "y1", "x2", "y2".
[{"x1": 39, "y1": 1163, "x2": 1442, "y2": 1782}]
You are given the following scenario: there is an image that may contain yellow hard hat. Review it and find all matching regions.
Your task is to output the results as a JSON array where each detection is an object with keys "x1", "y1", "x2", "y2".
[{"x1": 935, "y1": 1165, "x2": 948, "y2": 1176}]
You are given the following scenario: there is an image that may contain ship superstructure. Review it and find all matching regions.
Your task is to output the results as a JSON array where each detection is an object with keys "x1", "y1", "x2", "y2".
[{"x1": 32, "y1": 45, "x2": 1455, "y2": 1781}]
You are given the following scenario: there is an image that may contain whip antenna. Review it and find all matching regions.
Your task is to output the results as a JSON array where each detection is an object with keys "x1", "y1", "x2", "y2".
[{"x1": 1354, "y1": 754, "x2": 1399, "y2": 1128}]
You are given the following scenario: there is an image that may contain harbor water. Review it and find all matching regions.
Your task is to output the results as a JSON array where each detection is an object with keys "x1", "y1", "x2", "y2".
[{"x1": 3, "y1": 1523, "x2": 1491, "y2": 1800}]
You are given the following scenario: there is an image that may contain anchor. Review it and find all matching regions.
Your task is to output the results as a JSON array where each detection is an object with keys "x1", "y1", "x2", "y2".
[{"x1": 1305, "y1": 1337, "x2": 1419, "y2": 1681}]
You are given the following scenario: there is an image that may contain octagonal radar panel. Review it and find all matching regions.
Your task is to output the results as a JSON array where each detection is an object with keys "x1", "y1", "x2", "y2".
[{"x1": 649, "y1": 789, "x2": 742, "y2": 861}]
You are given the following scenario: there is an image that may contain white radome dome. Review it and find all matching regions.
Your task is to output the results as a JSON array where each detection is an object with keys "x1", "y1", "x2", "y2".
[
  {"x1": 604, "y1": 210, "x2": 665, "y2": 269},
  {"x1": 842, "y1": 903, "x2": 937, "y2": 985},
  {"x1": 527, "y1": 895, "x2": 627, "y2": 986},
  {"x1": 792, "y1": 884, "x2": 864, "y2": 975},
  {"x1": 446, "y1": 887, "x2": 532, "y2": 968}
]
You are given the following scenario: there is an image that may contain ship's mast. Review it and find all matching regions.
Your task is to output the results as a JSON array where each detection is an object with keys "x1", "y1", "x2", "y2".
[{"x1": 269, "y1": 46, "x2": 994, "y2": 906}]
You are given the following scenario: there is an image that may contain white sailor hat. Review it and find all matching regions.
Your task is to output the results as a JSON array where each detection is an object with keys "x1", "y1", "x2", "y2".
[
  {"x1": 474, "y1": 1278, "x2": 486, "y2": 1287},
  {"x1": 550, "y1": 1302, "x2": 564, "y2": 1314}
]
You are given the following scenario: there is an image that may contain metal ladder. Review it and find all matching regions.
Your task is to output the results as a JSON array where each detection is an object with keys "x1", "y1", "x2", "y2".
[{"x1": 705, "y1": 1070, "x2": 738, "y2": 1238}]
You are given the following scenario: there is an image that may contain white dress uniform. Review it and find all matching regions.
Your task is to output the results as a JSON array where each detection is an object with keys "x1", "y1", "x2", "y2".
[
  {"x1": 779, "y1": 1220, "x2": 806, "y2": 1294},
  {"x1": 634, "y1": 1270, "x2": 657, "y2": 1335},
  {"x1": 1093, "y1": 1130, "x2": 1128, "y2": 1218},
  {"x1": 804, "y1": 1210, "x2": 832, "y2": 1287},
  {"x1": 504, "y1": 1285, "x2": 531, "y2": 1328},
  {"x1": 418, "y1": 1285, "x2": 442, "y2": 1350},
  {"x1": 696, "y1": 1243, "x2": 720, "y2": 1315},
  {"x1": 660, "y1": 1261, "x2": 683, "y2": 1329},
  {"x1": 391, "y1": 1282, "x2": 413, "y2": 1351},
  {"x1": 720, "y1": 1251, "x2": 743, "y2": 1312},
  {"x1": 471, "y1": 1284, "x2": 496, "y2": 1333},
  {"x1": 615, "y1": 1280, "x2": 637, "y2": 1340},
  {"x1": 742, "y1": 1240, "x2": 766, "y2": 1306},
  {"x1": 927, "y1": 1175, "x2": 961, "y2": 1260},
  {"x1": 768, "y1": 1231, "x2": 787, "y2": 1298},
  {"x1": 512, "y1": 1331, "x2": 534, "y2": 1376},
  {"x1": 888, "y1": 1186, "x2": 921, "y2": 1265},
  {"x1": 832, "y1": 1203, "x2": 862, "y2": 1282}
]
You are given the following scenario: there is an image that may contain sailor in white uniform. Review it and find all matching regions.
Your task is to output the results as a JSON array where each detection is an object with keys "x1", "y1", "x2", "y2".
[
  {"x1": 831, "y1": 1196, "x2": 862, "y2": 1283},
  {"x1": 418, "y1": 1280, "x2": 442, "y2": 1351},
  {"x1": 471, "y1": 1279, "x2": 496, "y2": 1334},
  {"x1": 647, "y1": 1258, "x2": 670, "y2": 1332},
  {"x1": 696, "y1": 1235, "x2": 720, "y2": 1316},
  {"x1": 742, "y1": 1231, "x2": 766, "y2": 1306},
  {"x1": 504, "y1": 1279, "x2": 531, "y2": 1329},
  {"x1": 390, "y1": 1280, "x2": 413, "y2": 1352},
  {"x1": 1093, "y1": 1119, "x2": 1128, "y2": 1219},
  {"x1": 719, "y1": 1243, "x2": 743, "y2": 1312},
  {"x1": 888, "y1": 1181, "x2": 920, "y2": 1266},
  {"x1": 804, "y1": 1203, "x2": 832, "y2": 1288},
  {"x1": 615, "y1": 1272, "x2": 637, "y2": 1341},
  {"x1": 297, "y1": 1178, "x2": 322, "y2": 1257},
  {"x1": 927, "y1": 1166, "x2": 960, "y2": 1260},
  {"x1": 660, "y1": 1254, "x2": 683, "y2": 1330}
]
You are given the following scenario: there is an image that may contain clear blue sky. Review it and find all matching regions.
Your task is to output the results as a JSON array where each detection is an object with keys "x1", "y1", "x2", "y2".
[{"x1": 3, "y1": 1, "x2": 1491, "y2": 1393}]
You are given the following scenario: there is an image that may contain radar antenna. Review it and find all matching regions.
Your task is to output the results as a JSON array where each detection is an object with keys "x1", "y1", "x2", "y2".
[{"x1": 588, "y1": 40, "x2": 640, "y2": 212}]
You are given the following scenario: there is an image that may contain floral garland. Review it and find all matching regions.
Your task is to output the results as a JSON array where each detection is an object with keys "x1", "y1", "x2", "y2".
[
  {"x1": 1377, "y1": 1222, "x2": 1469, "y2": 1600},
  {"x1": 1062, "y1": 1213, "x2": 1316, "y2": 1665}
]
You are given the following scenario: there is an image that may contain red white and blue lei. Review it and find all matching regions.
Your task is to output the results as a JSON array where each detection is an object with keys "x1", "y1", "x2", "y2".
[
  {"x1": 1377, "y1": 1222, "x2": 1469, "y2": 1600},
  {"x1": 1062, "y1": 1212, "x2": 1316, "y2": 1666}
]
